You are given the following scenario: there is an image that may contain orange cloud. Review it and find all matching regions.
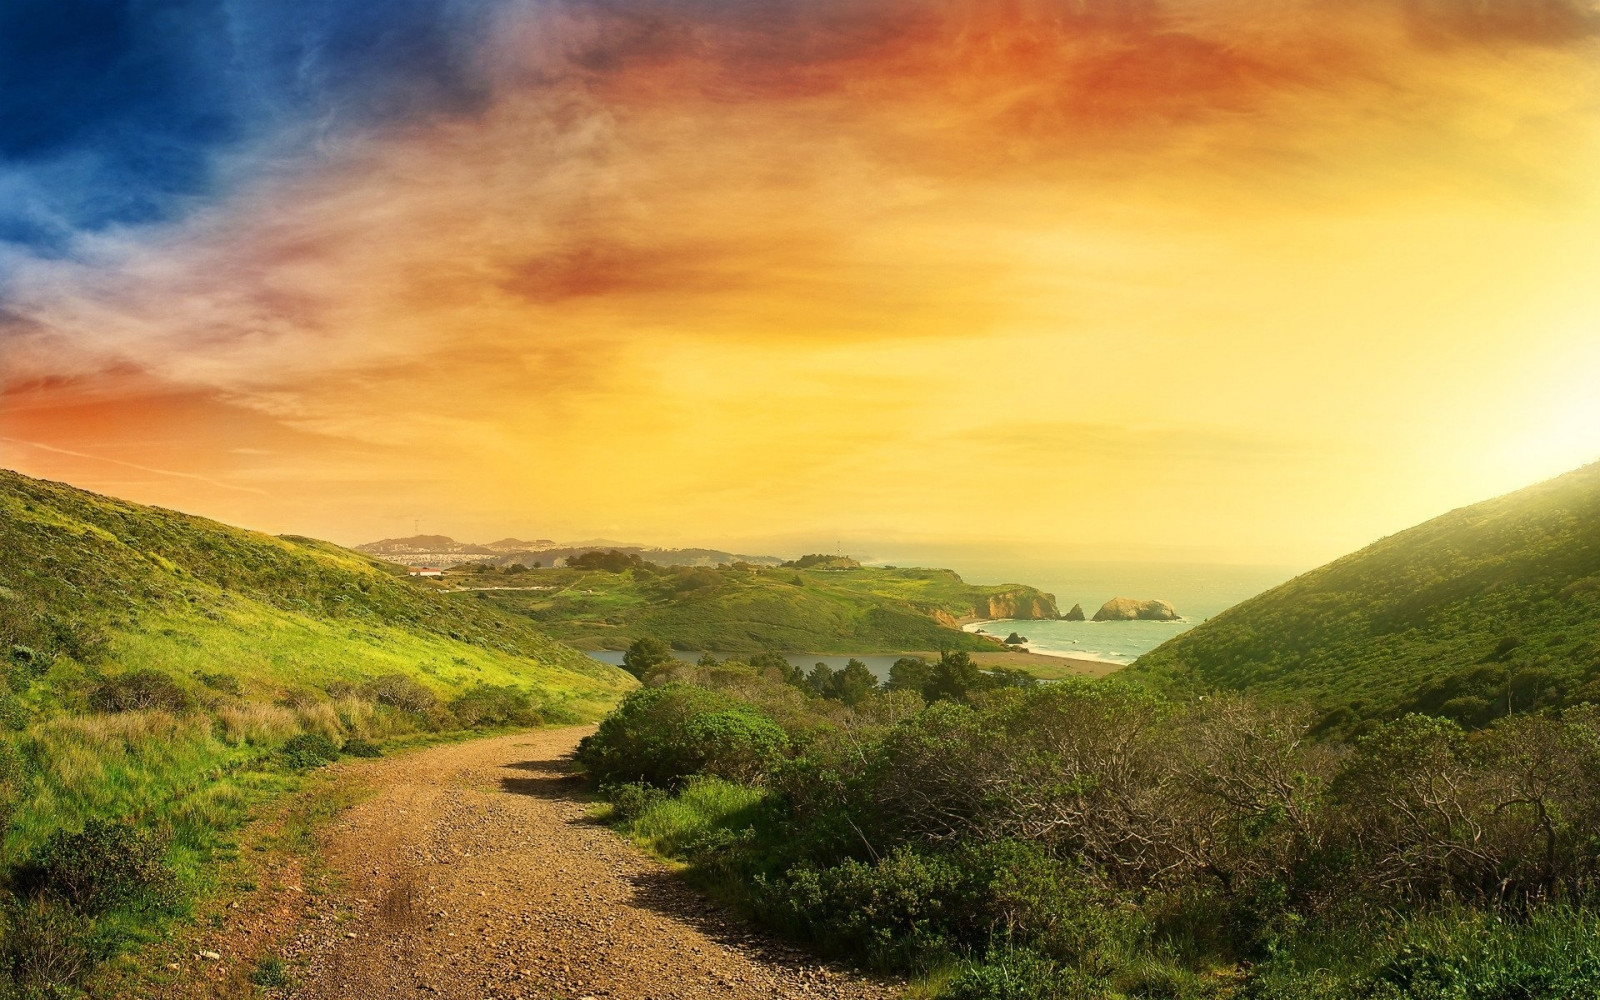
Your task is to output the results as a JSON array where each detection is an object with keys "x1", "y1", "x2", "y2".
[{"x1": 3, "y1": 0, "x2": 1599, "y2": 561}]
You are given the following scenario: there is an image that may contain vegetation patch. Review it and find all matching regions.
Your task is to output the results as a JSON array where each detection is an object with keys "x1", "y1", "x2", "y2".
[
  {"x1": 453, "y1": 557, "x2": 1060, "y2": 654},
  {"x1": 1133, "y1": 461, "x2": 1600, "y2": 735},
  {"x1": 582, "y1": 646, "x2": 1600, "y2": 999},
  {"x1": 0, "y1": 468, "x2": 635, "y2": 994}
]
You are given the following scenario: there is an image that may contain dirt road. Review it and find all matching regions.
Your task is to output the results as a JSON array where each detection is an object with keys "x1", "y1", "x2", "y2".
[{"x1": 284, "y1": 727, "x2": 899, "y2": 999}]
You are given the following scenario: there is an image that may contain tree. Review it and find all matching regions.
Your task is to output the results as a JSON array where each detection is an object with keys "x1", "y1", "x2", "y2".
[
  {"x1": 833, "y1": 659, "x2": 879, "y2": 706},
  {"x1": 622, "y1": 636, "x2": 674, "y2": 680},
  {"x1": 806, "y1": 663, "x2": 836, "y2": 698},
  {"x1": 925, "y1": 650, "x2": 983, "y2": 703},
  {"x1": 887, "y1": 657, "x2": 933, "y2": 694},
  {"x1": 747, "y1": 651, "x2": 804, "y2": 686}
]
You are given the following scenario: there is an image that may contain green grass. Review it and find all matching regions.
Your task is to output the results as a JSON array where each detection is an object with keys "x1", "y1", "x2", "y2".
[
  {"x1": 454, "y1": 562, "x2": 1059, "y2": 654},
  {"x1": 1131, "y1": 461, "x2": 1600, "y2": 730},
  {"x1": 0, "y1": 467, "x2": 635, "y2": 991},
  {"x1": 612, "y1": 776, "x2": 768, "y2": 859}
]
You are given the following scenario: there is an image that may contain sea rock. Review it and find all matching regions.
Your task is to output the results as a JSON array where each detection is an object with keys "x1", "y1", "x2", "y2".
[
  {"x1": 1064, "y1": 603, "x2": 1086, "y2": 621},
  {"x1": 1092, "y1": 597, "x2": 1180, "y2": 622},
  {"x1": 1004, "y1": 632, "x2": 1028, "y2": 645}
]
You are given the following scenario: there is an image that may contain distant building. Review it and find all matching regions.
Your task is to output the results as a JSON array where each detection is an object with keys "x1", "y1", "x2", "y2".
[{"x1": 407, "y1": 566, "x2": 445, "y2": 578}]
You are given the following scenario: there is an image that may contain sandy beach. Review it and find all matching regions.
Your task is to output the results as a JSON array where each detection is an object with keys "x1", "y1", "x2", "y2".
[{"x1": 907, "y1": 648, "x2": 1126, "y2": 680}]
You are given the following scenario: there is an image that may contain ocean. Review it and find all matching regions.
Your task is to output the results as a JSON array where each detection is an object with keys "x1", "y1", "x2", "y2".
[{"x1": 943, "y1": 559, "x2": 1302, "y2": 664}]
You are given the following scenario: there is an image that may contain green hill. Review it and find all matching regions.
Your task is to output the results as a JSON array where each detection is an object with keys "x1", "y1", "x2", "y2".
[
  {"x1": 0, "y1": 468, "x2": 633, "y2": 989},
  {"x1": 1131, "y1": 462, "x2": 1600, "y2": 730},
  {"x1": 446, "y1": 558, "x2": 1060, "y2": 653}
]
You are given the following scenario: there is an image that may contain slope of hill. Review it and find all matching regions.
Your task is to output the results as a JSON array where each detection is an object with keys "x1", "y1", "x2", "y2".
[
  {"x1": 450, "y1": 560, "x2": 1060, "y2": 653},
  {"x1": 0, "y1": 469, "x2": 632, "y2": 955},
  {"x1": 0, "y1": 470, "x2": 629, "y2": 720},
  {"x1": 1131, "y1": 462, "x2": 1600, "y2": 727}
]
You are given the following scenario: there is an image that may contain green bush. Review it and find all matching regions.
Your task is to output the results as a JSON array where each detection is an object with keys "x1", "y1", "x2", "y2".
[
  {"x1": 10, "y1": 819, "x2": 174, "y2": 916},
  {"x1": 447, "y1": 684, "x2": 539, "y2": 728},
  {"x1": 578, "y1": 683, "x2": 788, "y2": 787},
  {"x1": 279, "y1": 732, "x2": 341, "y2": 770},
  {"x1": 89, "y1": 669, "x2": 191, "y2": 713},
  {"x1": 340, "y1": 737, "x2": 383, "y2": 758}
]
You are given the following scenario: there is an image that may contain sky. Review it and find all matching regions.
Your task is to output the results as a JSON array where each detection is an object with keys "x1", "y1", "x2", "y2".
[{"x1": 3, "y1": 0, "x2": 1600, "y2": 568}]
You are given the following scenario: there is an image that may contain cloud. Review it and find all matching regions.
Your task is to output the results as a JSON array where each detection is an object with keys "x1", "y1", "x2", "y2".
[
  {"x1": 3, "y1": 0, "x2": 1599, "y2": 558},
  {"x1": 0, "y1": 0, "x2": 502, "y2": 262}
]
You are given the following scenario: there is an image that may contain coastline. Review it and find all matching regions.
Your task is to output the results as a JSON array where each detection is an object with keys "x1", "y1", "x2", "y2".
[
  {"x1": 959, "y1": 617, "x2": 1168, "y2": 679},
  {"x1": 908, "y1": 647, "x2": 1125, "y2": 680}
]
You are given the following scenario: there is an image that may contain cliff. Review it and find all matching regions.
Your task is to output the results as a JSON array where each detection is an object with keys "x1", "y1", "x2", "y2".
[
  {"x1": 1092, "y1": 597, "x2": 1180, "y2": 622},
  {"x1": 985, "y1": 591, "x2": 1061, "y2": 620}
]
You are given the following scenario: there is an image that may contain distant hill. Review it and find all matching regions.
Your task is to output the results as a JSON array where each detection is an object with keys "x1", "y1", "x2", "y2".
[
  {"x1": 485, "y1": 537, "x2": 556, "y2": 552},
  {"x1": 356, "y1": 534, "x2": 784, "y2": 569},
  {"x1": 1130, "y1": 462, "x2": 1600, "y2": 731},
  {"x1": 452, "y1": 561, "x2": 1060, "y2": 653},
  {"x1": 358, "y1": 534, "x2": 495, "y2": 555}
]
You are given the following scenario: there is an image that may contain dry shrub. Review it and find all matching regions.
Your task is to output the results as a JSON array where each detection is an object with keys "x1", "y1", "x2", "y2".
[
  {"x1": 90, "y1": 670, "x2": 191, "y2": 713},
  {"x1": 362, "y1": 674, "x2": 436, "y2": 713},
  {"x1": 276, "y1": 685, "x2": 324, "y2": 710},
  {"x1": 294, "y1": 702, "x2": 344, "y2": 741},
  {"x1": 216, "y1": 703, "x2": 299, "y2": 746},
  {"x1": 333, "y1": 695, "x2": 378, "y2": 738},
  {"x1": 1, "y1": 899, "x2": 92, "y2": 989}
]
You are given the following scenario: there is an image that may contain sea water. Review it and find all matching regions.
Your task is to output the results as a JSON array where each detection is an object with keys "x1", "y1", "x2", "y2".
[{"x1": 943, "y1": 558, "x2": 1299, "y2": 663}]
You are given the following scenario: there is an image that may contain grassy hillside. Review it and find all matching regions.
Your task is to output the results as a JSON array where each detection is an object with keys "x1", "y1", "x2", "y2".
[
  {"x1": 1131, "y1": 461, "x2": 1600, "y2": 729},
  {"x1": 446, "y1": 560, "x2": 1059, "y2": 653},
  {"x1": 0, "y1": 469, "x2": 632, "y2": 991}
]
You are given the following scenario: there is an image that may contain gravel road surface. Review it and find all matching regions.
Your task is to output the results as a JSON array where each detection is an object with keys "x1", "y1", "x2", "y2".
[{"x1": 285, "y1": 727, "x2": 899, "y2": 1000}]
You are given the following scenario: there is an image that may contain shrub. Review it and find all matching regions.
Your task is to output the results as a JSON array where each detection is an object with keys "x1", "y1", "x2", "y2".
[
  {"x1": 341, "y1": 737, "x2": 383, "y2": 758},
  {"x1": 0, "y1": 898, "x2": 93, "y2": 990},
  {"x1": 607, "y1": 782, "x2": 670, "y2": 823},
  {"x1": 779, "y1": 846, "x2": 966, "y2": 968},
  {"x1": 448, "y1": 684, "x2": 539, "y2": 728},
  {"x1": 89, "y1": 669, "x2": 191, "y2": 713},
  {"x1": 279, "y1": 732, "x2": 341, "y2": 770},
  {"x1": 578, "y1": 683, "x2": 788, "y2": 787},
  {"x1": 361, "y1": 673, "x2": 436, "y2": 713},
  {"x1": 10, "y1": 819, "x2": 174, "y2": 916}
]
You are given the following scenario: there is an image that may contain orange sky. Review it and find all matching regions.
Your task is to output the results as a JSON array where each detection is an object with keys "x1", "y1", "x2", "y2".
[{"x1": 4, "y1": 0, "x2": 1600, "y2": 564}]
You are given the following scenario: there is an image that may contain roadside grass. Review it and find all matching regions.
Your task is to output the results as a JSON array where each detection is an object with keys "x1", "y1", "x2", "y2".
[{"x1": 611, "y1": 777, "x2": 767, "y2": 859}]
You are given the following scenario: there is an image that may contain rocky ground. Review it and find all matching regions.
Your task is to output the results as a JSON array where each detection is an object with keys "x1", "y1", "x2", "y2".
[{"x1": 281, "y1": 727, "x2": 900, "y2": 1000}]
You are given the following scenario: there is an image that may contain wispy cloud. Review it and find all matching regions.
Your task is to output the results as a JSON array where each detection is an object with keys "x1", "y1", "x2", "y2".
[{"x1": 0, "y1": 436, "x2": 268, "y2": 495}]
